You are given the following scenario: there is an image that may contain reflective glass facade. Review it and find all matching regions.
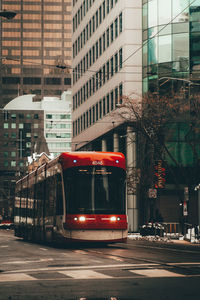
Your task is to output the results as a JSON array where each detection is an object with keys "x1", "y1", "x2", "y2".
[
  {"x1": 0, "y1": 0, "x2": 72, "y2": 107},
  {"x1": 142, "y1": 0, "x2": 200, "y2": 168},
  {"x1": 142, "y1": 0, "x2": 200, "y2": 94}
]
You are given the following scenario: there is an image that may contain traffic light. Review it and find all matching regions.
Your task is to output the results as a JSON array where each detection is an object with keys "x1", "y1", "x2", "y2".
[{"x1": 154, "y1": 160, "x2": 166, "y2": 189}]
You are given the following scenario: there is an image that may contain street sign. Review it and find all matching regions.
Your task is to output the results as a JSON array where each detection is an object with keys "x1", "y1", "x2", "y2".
[{"x1": 148, "y1": 188, "x2": 157, "y2": 198}]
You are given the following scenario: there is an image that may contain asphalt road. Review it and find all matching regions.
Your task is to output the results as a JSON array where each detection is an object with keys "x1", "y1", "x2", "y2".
[{"x1": 0, "y1": 230, "x2": 200, "y2": 300}]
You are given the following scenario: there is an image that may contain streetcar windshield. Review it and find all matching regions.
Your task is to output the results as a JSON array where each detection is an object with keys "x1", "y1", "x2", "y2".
[{"x1": 63, "y1": 166, "x2": 126, "y2": 214}]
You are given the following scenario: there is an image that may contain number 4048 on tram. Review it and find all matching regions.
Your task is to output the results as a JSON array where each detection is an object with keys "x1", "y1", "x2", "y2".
[{"x1": 14, "y1": 151, "x2": 128, "y2": 243}]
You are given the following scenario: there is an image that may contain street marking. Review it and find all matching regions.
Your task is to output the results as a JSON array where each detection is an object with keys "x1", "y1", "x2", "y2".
[
  {"x1": 59, "y1": 270, "x2": 112, "y2": 279},
  {"x1": 0, "y1": 273, "x2": 37, "y2": 282},
  {"x1": 78, "y1": 298, "x2": 117, "y2": 300},
  {"x1": 2, "y1": 258, "x2": 53, "y2": 265},
  {"x1": 130, "y1": 269, "x2": 185, "y2": 278},
  {"x1": 107, "y1": 255, "x2": 124, "y2": 262},
  {"x1": 0, "y1": 245, "x2": 9, "y2": 248},
  {"x1": 167, "y1": 262, "x2": 200, "y2": 266},
  {"x1": 6, "y1": 263, "x2": 159, "y2": 274},
  {"x1": 39, "y1": 248, "x2": 48, "y2": 251},
  {"x1": 74, "y1": 250, "x2": 88, "y2": 255},
  {"x1": 125, "y1": 242, "x2": 200, "y2": 254}
]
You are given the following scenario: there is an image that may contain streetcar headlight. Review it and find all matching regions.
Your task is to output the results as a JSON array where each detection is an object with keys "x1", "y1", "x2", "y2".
[
  {"x1": 74, "y1": 217, "x2": 78, "y2": 221},
  {"x1": 110, "y1": 216, "x2": 117, "y2": 222},
  {"x1": 79, "y1": 216, "x2": 86, "y2": 222}
]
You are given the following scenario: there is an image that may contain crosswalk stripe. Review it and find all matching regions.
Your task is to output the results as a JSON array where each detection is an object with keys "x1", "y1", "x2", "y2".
[
  {"x1": 130, "y1": 269, "x2": 185, "y2": 278},
  {"x1": 0, "y1": 273, "x2": 37, "y2": 282},
  {"x1": 59, "y1": 270, "x2": 112, "y2": 279}
]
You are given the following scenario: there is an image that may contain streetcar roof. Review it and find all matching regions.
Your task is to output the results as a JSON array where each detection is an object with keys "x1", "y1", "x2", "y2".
[
  {"x1": 16, "y1": 151, "x2": 126, "y2": 185},
  {"x1": 59, "y1": 151, "x2": 126, "y2": 170}
]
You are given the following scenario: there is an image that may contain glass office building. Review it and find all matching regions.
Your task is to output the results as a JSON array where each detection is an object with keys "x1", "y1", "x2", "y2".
[
  {"x1": 142, "y1": 0, "x2": 200, "y2": 225},
  {"x1": 143, "y1": 0, "x2": 200, "y2": 93},
  {"x1": 0, "y1": 0, "x2": 71, "y2": 107}
]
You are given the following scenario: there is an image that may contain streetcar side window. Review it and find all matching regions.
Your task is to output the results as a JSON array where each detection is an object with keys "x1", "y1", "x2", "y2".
[{"x1": 56, "y1": 173, "x2": 63, "y2": 215}]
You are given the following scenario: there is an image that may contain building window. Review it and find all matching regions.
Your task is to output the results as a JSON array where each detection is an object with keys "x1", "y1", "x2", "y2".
[
  {"x1": 103, "y1": 0, "x2": 106, "y2": 19},
  {"x1": 106, "y1": 0, "x2": 110, "y2": 14},
  {"x1": 11, "y1": 132, "x2": 16, "y2": 138},
  {"x1": 92, "y1": 15, "x2": 95, "y2": 33},
  {"x1": 106, "y1": 60, "x2": 110, "y2": 81},
  {"x1": 89, "y1": 49, "x2": 92, "y2": 66},
  {"x1": 99, "y1": 100, "x2": 102, "y2": 119},
  {"x1": 119, "y1": 48, "x2": 123, "y2": 69},
  {"x1": 11, "y1": 114, "x2": 16, "y2": 119},
  {"x1": 95, "y1": 73, "x2": 98, "y2": 91},
  {"x1": 103, "y1": 33, "x2": 106, "y2": 51},
  {"x1": 4, "y1": 152, "x2": 8, "y2": 157},
  {"x1": 115, "y1": 17, "x2": 118, "y2": 38},
  {"x1": 115, "y1": 87, "x2": 118, "y2": 105},
  {"x1": 11, "y1": 123, "x2": 16, "y2": 129},
  {"x1": 3, "y1": 123, "x2": 8, "y2": 129},
  {"x1": 119, "y1": 83, "x2": 123, "y2": 104},
  {"x1": 23, "y1": 77, "x2": 41, "y2": 85},
  {"x1": 11, "y1": 161, "x2": 16, "y2": 167},
  {"x1": 96, "y1": 103, "x2": 99, "y2": 121},
  {"x1": 19, "y1": 114, "x2": 24, "y2": 119},
  {"x1": 92, "y1": 106, "x2": 95, "y2": 124},
  {"x1": 119, "y1": 12, "x2": 122, "y2": 33},
  {"x1": 26, "y1": 142, "x2": 31, "y2": 148},
  {"x1": 96, "y1": 41, "x2": 99, "y2": 60},
  {"x1": 19, "y1": 124, "x2": 24, "y2": 129},
  {"x1": 2, "y1": 77, "x2": 20, "y2": 84},
  {"x1": 4, "y1": 161, "x2": 8, "y2": 167},
  {"x1": 99, "y1": 6, "x2": 102, "y2": 24},
  {"x1": 110, "y1": 23, "x2": 114, "y2": 43},
  {"x1": 103, "y1": 64, "x2": 106, "y2": 84},
  {"x1": 99, "y1": 37, "x2": 102, "y2": 56},
  {"x1": 89, "y1": 109, "x2": 92, "y2": 126},
  {"x1": 64, "y1": 77, "x2": 71, "y2": 85},
  {"x1": 11, "y1": 152, "x2": 16, "y2": 157},
  {"x1": 45, "y1": 78, "x2": 61, "y2": 85},
  {"x1": 103, "y1": 97, "x2": 106, "y2": 116},
  {"x1": 107, "y1": 93, "x2": 110, "y2": 113},
  {"x1": 115, "y1": 52, "x2": 118, "y2": 73},
  {"x1": 110, "y1": 57, "x2": 114, "y2": 77},
  {"x1": 96, "y1": 10, "x2": 98, "y2": 29},
  {"x1": 110, "y1": 90, "x2": 114, "y2": 111},
  {"x1": 106, "y1": 28, "x2": 110, "y2": 47},
  {"x1": 92, "y1": 46, "x2": 95, "y2": 63}
]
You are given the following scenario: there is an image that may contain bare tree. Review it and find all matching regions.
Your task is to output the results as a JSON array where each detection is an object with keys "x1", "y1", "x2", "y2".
[{"x1": 116, "y1": 91, "x2": 200, "y2": 201}]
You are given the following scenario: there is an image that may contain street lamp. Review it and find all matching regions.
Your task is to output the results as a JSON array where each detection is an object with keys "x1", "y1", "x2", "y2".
[
  {"x1": 0, "y1": 10, "x2": 16, "y2": 20},
  {"x1": 194, "y1": 184, "x2": 200, "y2": 227}
]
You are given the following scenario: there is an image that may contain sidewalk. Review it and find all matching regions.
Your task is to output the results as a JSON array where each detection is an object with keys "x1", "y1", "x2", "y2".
[{"x1": 128, "y1": 233, "x2": 200, "y2": 246}]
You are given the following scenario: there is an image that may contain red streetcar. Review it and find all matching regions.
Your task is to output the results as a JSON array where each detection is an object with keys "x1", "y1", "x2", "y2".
[{"x1": 14, "y1": 152, "x2": 127, "y2": 243}]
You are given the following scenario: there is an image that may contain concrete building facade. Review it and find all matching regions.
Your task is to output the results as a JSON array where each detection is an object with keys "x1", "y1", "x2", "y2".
[
  {"x1": 0, "y1": 91, "x2": 72, "y2": 220},
  {"x1": 72, "y1": 0, "x2": 142, "y2": 232},
  {"x1": 72, "y1": 0, "x2": 200, "y2": 231}
]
